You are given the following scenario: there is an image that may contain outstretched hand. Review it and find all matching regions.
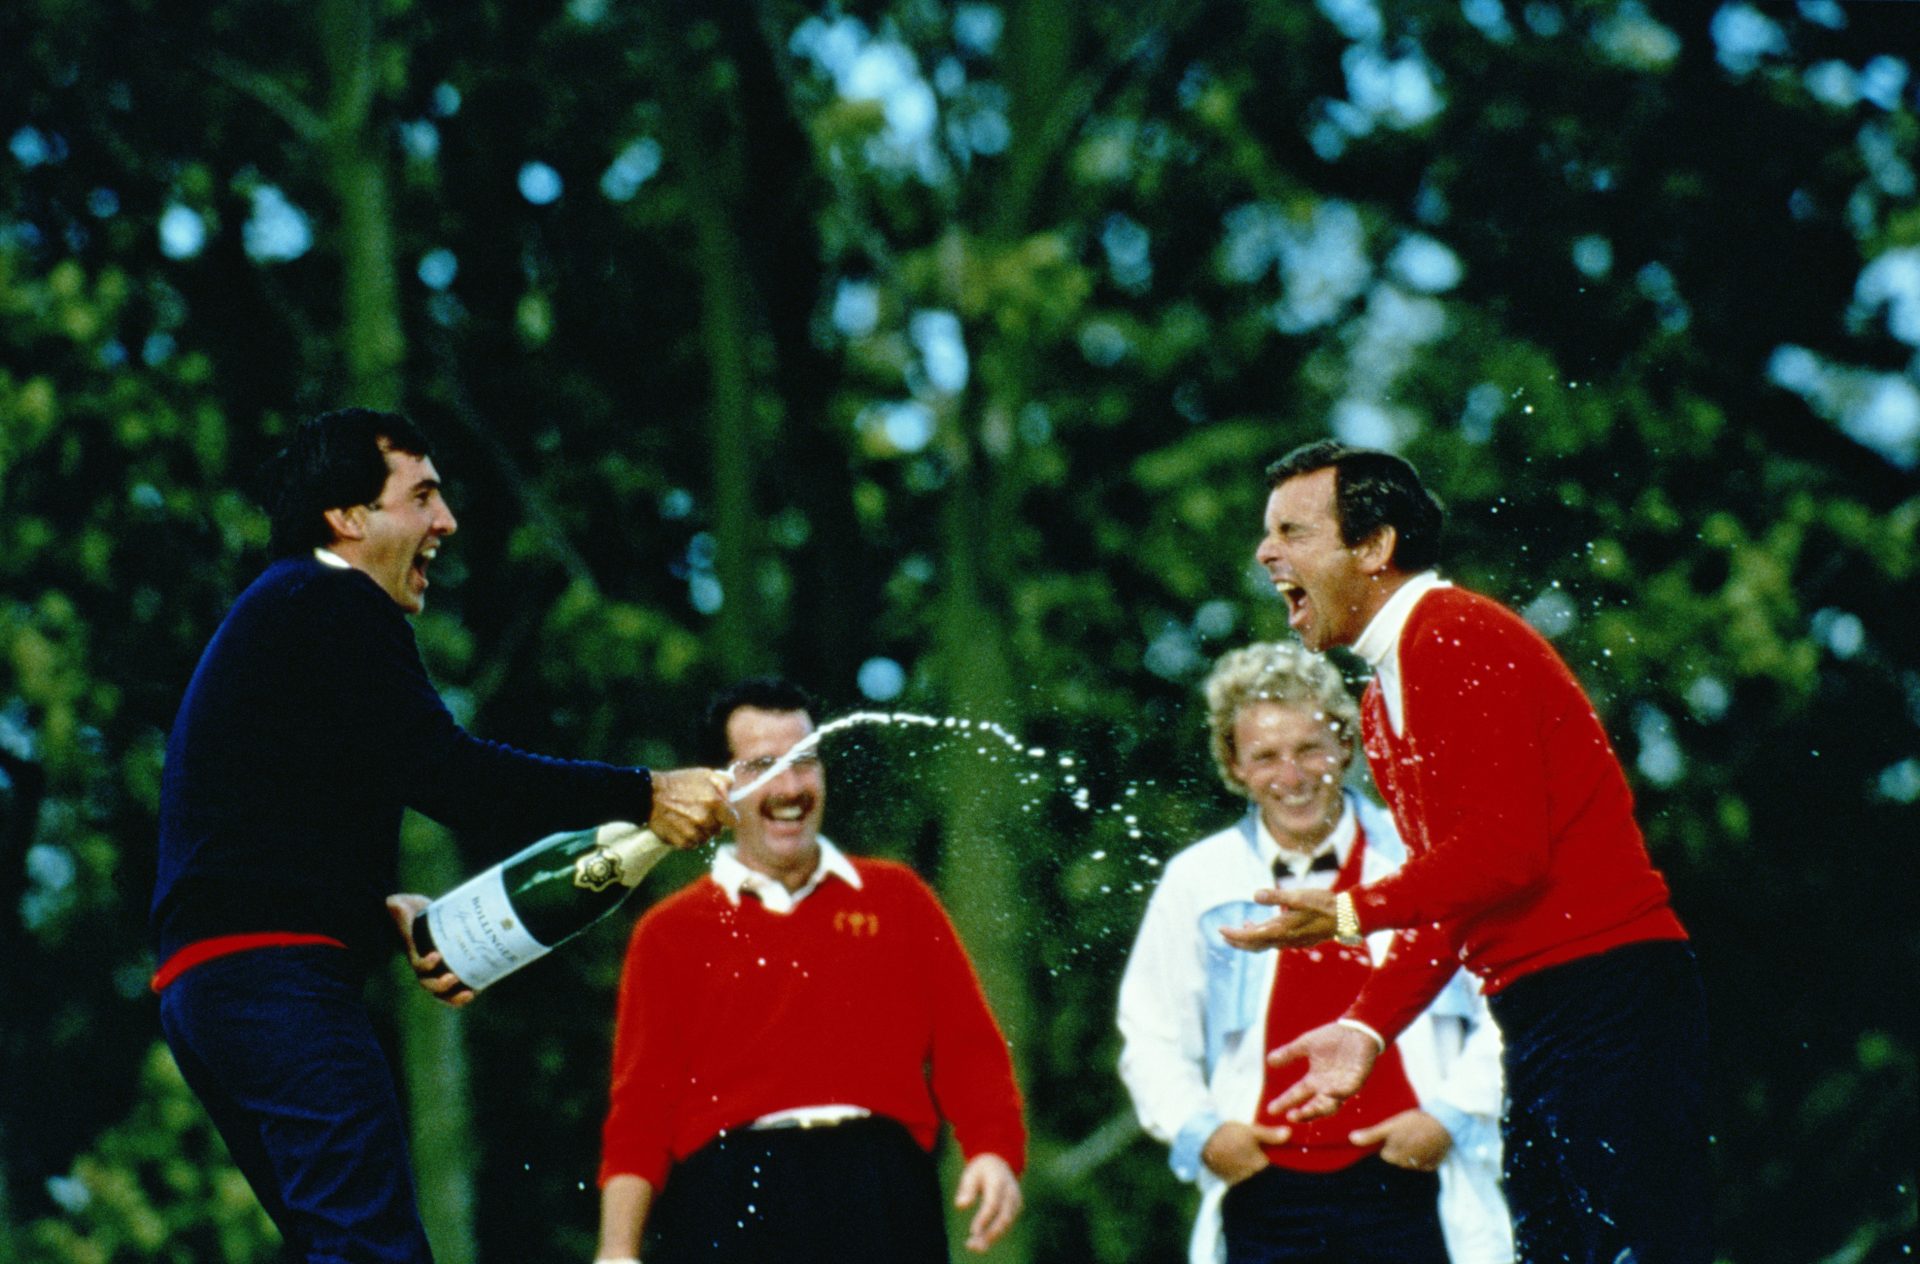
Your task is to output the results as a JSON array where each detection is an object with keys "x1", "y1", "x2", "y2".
[
  {"x1": 1218, "y1": 886, "x2": 1339, "y2": 952},
  {"x1": 386, "y1": 894, "x2": 475, "y2": 1008},
  {"x1": 954, "y1": 1153, "x2": 1022, "y2": 1253},
  {"x1": 646, "y1": 767, "x2": 737, "y2": 849},
  {"x1": 1265, "y1": 1021, "x2": 1379, "y2": 1121}
]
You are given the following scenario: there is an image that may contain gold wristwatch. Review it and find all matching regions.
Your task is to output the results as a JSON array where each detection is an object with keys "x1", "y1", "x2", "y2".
[{"x1": 1333, "y1": 890, "x2": 1364, "y2": 947}]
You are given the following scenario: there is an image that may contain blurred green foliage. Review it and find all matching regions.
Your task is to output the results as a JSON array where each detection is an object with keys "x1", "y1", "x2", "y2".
[{"x1": 3, "y1": 0, "x2": 1916, "y2": 1261}]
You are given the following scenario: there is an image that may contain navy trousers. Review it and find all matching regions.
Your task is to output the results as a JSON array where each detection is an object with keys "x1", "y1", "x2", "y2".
[
  {"x1": 158, "y1": 946, "x2": 432, "y2": 1264},
  {"x1": 649, "y1": 1115, "x2": 949, "y2": 1263},
  {"x1": 1219, "y1": 1158, "x2": 1448, "y2": 1264},
  {"x1": 1489, "y1": 940, "x2": 1711, "y2": 1264}
]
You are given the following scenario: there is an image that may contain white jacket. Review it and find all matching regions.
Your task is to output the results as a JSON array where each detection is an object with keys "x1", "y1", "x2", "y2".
[{"x1": 1116, "y1": 795, "x2": 1513, "y2": 1264}]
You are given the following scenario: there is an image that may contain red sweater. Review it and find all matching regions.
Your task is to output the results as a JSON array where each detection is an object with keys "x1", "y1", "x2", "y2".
[
  {"x1": 1349, "y1": 586, "x2": 1687, "y2": 1041},
  {"x1": 1258, "y1": 832, "x2": 1418, "y2": 1172},
  {"x1": 598, "y1": 858, "x2": 1026, "y2": 1190}
]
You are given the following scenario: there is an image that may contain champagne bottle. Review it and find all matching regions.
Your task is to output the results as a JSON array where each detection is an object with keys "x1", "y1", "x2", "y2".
[{"x1": 412, "y1": 821, "x2": 672, "y2": 993}]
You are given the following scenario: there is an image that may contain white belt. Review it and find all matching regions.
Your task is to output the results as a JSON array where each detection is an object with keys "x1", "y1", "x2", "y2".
[{"x1": 749, "y1": 1104, "x2": 872, "y2": 1131}]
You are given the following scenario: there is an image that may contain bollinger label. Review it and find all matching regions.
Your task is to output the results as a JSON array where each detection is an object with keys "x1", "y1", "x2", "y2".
[{"x1": 423, "y1": 867, "x2": 550, "y2": 992}]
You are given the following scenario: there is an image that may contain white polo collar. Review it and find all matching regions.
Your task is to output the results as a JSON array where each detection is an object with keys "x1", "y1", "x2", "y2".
[
  {"x1": 711, "y1": 835, "x2": 862, "y2": 915},
  {"x1": 1246, "y1": 795, "x2": 1358, "y2": 883},
  {"x1": 313, "y1": 547, "x2": 352, "y2": 569},
  {"x1": 1352, "y1": 570, "x2": 1450, "y2": 736}
]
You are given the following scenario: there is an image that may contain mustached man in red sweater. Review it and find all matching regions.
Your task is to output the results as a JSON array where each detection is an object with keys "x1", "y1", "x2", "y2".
[
  {"x1": 1221, "y1": 441, "x2": 1709, "y2": 1264},
  {"x1": 594, "y1": 678, "x2": 1026, "y2": 1264}
]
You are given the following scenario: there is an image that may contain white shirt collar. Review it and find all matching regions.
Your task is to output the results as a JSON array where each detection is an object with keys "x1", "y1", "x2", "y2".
[
  {"x1": 313, "y1": 547, "x2": 352, "y2": 569},
  {"x1": 1253, "y1": 796, "x2": 1357, "y2": 884},
  {"x1": 710, "y1": 835, "x2": 862, "y2": 915},
  {"x1": 1351, "y1": 570, "x2": 1450, "y2": 736}
]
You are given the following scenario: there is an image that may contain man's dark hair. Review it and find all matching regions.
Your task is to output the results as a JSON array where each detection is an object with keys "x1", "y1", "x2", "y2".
[
  {"x1": 1265, "y1": 439, "x2": 1445, "y2": 572},
  {"x1": 261, "y1": 408, "x2": 435, "y2": 558},
  {"x1": 697, "y1": 676, "x2": 822, "y2": 765}
]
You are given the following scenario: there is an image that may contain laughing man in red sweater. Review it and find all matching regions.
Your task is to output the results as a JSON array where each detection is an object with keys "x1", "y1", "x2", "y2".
[
  {"x1": 594, "y1": 678, "x2": 1026, "y2": 1264},
  {"x1": 1221, "y1": 441, "x2": 1709, "y2": 1263}
]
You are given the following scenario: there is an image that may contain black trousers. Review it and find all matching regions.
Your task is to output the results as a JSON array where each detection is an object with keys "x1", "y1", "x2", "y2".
[
  {"x1": 1490, "y1": 940, "x2": 1712, "y2": 1264},
  {"x1": 1220, "y1": 1158, "x2": 1447, "y2": 1264},
  {"x1": 649, "y1": 1115, "x2": 948, "y2": 1263}
]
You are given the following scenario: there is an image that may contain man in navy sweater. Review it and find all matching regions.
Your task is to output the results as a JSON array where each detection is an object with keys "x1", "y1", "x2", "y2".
[{"x1": 151, "y1": 408, "x2": 734, "y2": 1263}]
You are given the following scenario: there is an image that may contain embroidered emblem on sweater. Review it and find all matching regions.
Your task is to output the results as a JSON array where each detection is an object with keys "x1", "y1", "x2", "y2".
[{"x1": 833, "y1": 910, "x2": 880, "y2": 937}]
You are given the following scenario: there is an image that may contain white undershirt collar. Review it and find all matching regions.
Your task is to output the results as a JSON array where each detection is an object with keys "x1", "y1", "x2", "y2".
[
  {"x1": 1351, "y1": 570, "x2": 1450, "y2": 736},
  {"x1": 711, "y1": 835, "x2": 862, "y2": 915}
]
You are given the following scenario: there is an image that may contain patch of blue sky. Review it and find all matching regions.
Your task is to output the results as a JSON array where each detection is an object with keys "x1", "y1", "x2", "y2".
[
  {"x1": 1710, "y1": 3, "x2": 1785, "y2": 77},
  {"x1": 244, "y1": 185, "x2": 312, "y2": 263},
  {"x1": 1685, "y1": 676, "x2": 1731, "y2": 723},
  {"x1": 417, "y1": 248, "x2": 459, "y2": 292},
  {"x1": 1858, "y1": 56, "x2": 1910, "y2": 111},
  {"x1": 833, "y1": 279, "x2": 882, "y2": 338},
  {"x1": 518, "y1": 161, "x2": 563, "y2": 205},
  {"x1": 1330, "y1": 398, "x2": 1414, "y2": 451},
  {"x1": 1858, "y1": 121, "x2": 1916, "y2": 198},
  {"x1": 1840, "y1": 377, "x2": 1920, "y2": 470},
  {"x1": 1633, "y1": 704, "x2": 1685, "y2": 787},
  {"x1": 1523, "y1": 3, "x2": 1565, "y2": 39},
  {"x1": 1636, "y1": 260, "x2": 1690, "y2": 333},
  {"x1": 1341, "y1": 45, "x2": 1444, "y2": 129},
  {"x1": 1272, "y1": 202, "x2": 1372, "y2": 333},
  {"x1": 909, "y1": 309, "x2": 969, "y2": 393},
  {"x1": 878, "y1": 400, "x2": 937, "y2": 453},
  {"x1": 1594, "y1": 1, "x2": 1680, "y2": 72},
  {"x1": 1316, "y1": 0, "x2": 1383, "y2": 44},
  {"x1": 1811, "y1": 607, "x2": 1866, "y2": 659},
  {"x1": 1221, "y1": 203, "x2": 1287, "y2": 284},
  {"x1": 1386, "y1": 234, "x2": 1462, "y2": 293},
  {"x1": 1804, "y1": 60, "x2": 1859, "y2": 108},
  {"x1": 1102, "y1": 213, "x2": 1153, "y2": 292},
  {"x1": 1876, "y1": 759, "x2": 1920, "y2": 805},
  {"x1": 1768, "y1": 343, "x2": 1920, "y2": 470},
  {"x1": 1522, "y1": 585, "x2": 1578, "y2": 639},
  {"x1": 1572, "y1": 234, "x2": 1614, "y2": 279},
  {"x1": 953, "y1": 4, "x2": 1003, "y2": 55},
  {"x1": 858, "y1": 656, "x2": 908, "y2": 702},
  {"x1": 158, "y1": 204, "x2": 207, "y2": 260},
  {"x1": 1079, "y1": 320, "x2": 1130, "y2": 368},
  {"x1": 1460, "y1": 0, "x2": 1514, "y2": 44},
  {"x1": 400, "y1": 120, "x2": 440, "y2": 161},
  {"x1": 9, "y1": 126, "x2": 61, "y2": 167},
  {"x1": 601, "y1": 137, "x2": 663, "y2": 202},
  {"x1": 1797, "y1": 0, "x2": 1845, "y2": 30},
  {"x1": 794, "y1": 16, "x2": 942, "y2": 173},
  {"x1": 1851, "y1": 247, "x2": 1920, "y2": 346},
  {"x1": 1460, "y1": 382, "x2": 1505, "y2": 444},
  {"x1": 1347, "y1": 285, "x2": 1448, "y2": 399}
]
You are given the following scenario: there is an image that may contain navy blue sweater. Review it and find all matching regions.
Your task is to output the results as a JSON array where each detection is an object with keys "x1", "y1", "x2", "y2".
[{"x1": 152, "y1": 555, "x2": 655, "y2": 968}]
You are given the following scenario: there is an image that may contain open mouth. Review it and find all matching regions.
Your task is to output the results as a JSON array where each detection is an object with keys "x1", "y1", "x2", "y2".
[
  {"x1": 1274, "y1": 579, "x2": 1309, "y2": 629},
  {"x1": 766, "y1": 798, "x2": 812, "y2": 823},
  {"x1": 411, "y1": 543, "x2": 438, "y2": 588}
]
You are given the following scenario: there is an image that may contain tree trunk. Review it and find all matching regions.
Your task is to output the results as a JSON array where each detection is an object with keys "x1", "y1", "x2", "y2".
[
  {"x1": 317, "y1": 1, "x2": 476, "y2": 1259},
  {"x1": 656, "y1": 24, "x2": 766, "y2": 681},
  {"x1": 929, "y1": 4, "x2": 1080, "y2": 1256}
]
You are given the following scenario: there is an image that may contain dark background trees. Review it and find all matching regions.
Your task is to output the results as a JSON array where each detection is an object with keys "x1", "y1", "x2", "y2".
[{"x1": 3, "y1": 1, "x2": 1914, "y2": 1260}]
